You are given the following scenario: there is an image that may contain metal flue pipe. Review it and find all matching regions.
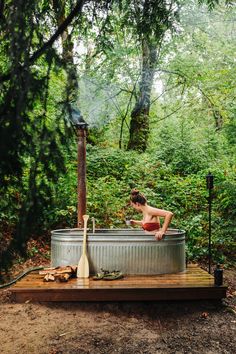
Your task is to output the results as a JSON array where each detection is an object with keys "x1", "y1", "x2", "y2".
[
  {"x1": 69, "y1": 107, "x2": 88, "y2": 228},
  {"x1": 77, "y1": 128, "x2": 87, "y2": 227}
]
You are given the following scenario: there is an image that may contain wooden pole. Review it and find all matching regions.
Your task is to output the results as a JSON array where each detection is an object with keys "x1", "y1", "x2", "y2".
[{"x1": 77, "y1": 128, "x2": 86, "y2": 228}]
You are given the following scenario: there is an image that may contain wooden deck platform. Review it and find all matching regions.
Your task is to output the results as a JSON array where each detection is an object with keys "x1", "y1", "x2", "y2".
[{"x1": 10, "y1": 265, "x2": 227, "y2": 302}]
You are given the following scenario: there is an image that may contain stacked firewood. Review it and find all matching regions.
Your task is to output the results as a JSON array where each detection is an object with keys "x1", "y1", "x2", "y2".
[{"x1": 39, "y1": 266, "x2": 77, "y2": 282}]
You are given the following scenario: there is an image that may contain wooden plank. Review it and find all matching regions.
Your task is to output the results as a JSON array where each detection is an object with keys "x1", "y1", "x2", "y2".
[
  {"x1": 10, "y1": 266, "x2": 227, "y2": 302},
  {"x1": 11, "y1": 286, "x2": 227, "y2": 303},
  {"x1": 11, "y1": 282, "x2": 226, "y2": 290},
  {"x1": 14, "y1": 273, "x2": 213, "y2": 281},
  {"x1": 12, "y1": 278, "x2": 217, "y2": 289},
  {"x1": 13, "y1": 269, "x2": 213, "y2": 282}
]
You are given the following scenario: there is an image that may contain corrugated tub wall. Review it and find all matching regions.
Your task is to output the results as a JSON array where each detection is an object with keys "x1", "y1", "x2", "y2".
[{"x1": 51, "y1": 229, "x2": 186, "y2": 275}]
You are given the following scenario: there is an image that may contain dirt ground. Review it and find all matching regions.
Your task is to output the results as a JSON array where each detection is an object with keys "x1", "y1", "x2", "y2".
[{"x1": 0, "y1": 258, "x2": 235, "y2": 354}]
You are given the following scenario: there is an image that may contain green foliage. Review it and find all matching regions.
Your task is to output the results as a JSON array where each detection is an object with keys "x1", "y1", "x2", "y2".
[
  {"x1": 154, "y1": 117, "x2": 208, "y2": 174},
  {"x1": 46, "y1": 145, "x2": 234, "y2": 266},
  {"x1": 83, "y1": 147, "x2": 235, "y2": 266},
  {"x1": 2, "y1": 140, "x2": 234, "y2": 266}
]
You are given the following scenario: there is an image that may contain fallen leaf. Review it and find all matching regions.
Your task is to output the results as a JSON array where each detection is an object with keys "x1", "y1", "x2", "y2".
[{"x1": 200, "y1": 312, "x2": 209, "y2": 319}]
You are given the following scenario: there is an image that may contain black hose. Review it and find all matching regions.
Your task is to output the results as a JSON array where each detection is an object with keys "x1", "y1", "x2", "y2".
[{"x1": 0, "y1": 266, "x2": 44, "y2": 289}]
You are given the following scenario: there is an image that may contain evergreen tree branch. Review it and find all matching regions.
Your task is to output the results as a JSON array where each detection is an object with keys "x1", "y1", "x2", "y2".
[{"x1": 0, "y1": 0, "x2": 85, "y2": 84}]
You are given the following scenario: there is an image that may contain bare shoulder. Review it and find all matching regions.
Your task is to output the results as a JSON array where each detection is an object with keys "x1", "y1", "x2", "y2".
[{"x1": 147, "y1": 205, "x2": 173, "y2": 217}]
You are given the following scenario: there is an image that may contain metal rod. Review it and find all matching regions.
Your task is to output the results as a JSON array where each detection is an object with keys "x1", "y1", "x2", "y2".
[
  {"x1": 77, "y1": 129, "x2": 86, "y2": 227},
  {"x1": 206, "y1": 172, "x2": 214, "y2": 274},
  {"x1": 208, "y1": 188, "x2": 212, "y2": 274}
]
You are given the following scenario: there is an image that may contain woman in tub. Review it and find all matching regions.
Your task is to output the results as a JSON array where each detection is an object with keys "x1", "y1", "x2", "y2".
[{"x1": 129, "y1": 189, "x2": 173, "y2": 240}]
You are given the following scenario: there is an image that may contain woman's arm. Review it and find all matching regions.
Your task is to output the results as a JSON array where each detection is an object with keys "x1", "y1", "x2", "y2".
[
  {"x1": 155, "y1": 211, "x2": 173, "y2": 240},
  {"x1": 148, "y1": 206, "x2": 173, "y2": 240}
]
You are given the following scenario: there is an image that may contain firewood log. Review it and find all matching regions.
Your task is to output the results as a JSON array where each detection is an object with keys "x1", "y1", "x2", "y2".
[
  {"x1": 44, "y1": 273, "x2": 55, "y2": 282},
  {"x1": 39, "y1": 266, "x2": 77, "y2": 276},
  {"x1": 56, "y1": 273, "x2": 71, "y2": 282}
]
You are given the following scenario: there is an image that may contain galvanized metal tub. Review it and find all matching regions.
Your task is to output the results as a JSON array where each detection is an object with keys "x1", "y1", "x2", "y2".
[{"x1": 51, "y1": 228, "x2": 185, "y2": 275}]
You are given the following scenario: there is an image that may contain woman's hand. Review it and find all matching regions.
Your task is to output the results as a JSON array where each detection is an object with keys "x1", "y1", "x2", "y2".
[
  {"x1": 129, "y1": 219, "x2": 143, "y2": 227},
  {"x1": 155, "y1": 230, "x2": 165, "y2": 241}
]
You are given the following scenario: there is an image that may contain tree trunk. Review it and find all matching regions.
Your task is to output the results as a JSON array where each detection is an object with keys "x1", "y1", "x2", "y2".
[
  {"x1": 127, "y1": 39, "x2": 157, "y2": 152},
  {"x1": 52, "y1": 0, "x2": 79, "y2": 104}
]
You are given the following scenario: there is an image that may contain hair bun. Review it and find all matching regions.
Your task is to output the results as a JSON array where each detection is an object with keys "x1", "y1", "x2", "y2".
[
  {"x1": 130, "y1": 189, "x2": 146, "y2": 205},
  {"x1": 131, "y1": 189, "x2": 140, "y2": 196}
]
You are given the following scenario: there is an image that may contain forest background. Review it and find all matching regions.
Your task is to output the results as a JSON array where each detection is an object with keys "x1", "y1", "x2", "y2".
[{"x1": 0, "y1": 0, "x2": 235, "y2": 275}]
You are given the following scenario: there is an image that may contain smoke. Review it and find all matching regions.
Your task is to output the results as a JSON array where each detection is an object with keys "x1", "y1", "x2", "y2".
[{"x1": 77, "y1": 76, "x2": 122, "y2": 128}]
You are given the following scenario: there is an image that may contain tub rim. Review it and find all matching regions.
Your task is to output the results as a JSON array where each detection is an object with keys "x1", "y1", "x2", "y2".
[{"x1": 51, "y1": 228, "x2": 185, "y2": 243}]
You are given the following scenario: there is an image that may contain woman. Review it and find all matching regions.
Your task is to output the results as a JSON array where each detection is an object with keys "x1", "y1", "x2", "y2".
[{"x1": 130, "y1": 189, "x2": 173, "y2": 240}]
